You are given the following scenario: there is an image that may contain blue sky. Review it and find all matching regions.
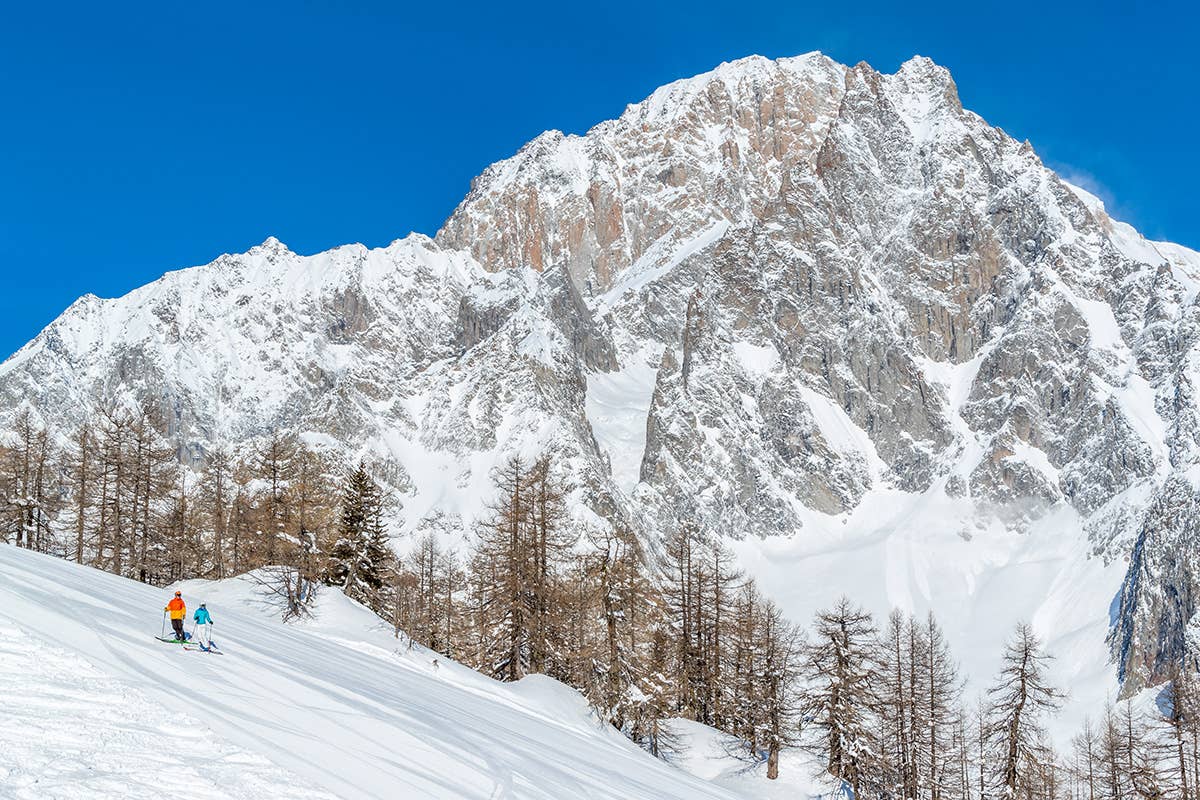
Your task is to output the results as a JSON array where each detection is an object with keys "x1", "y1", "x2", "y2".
[{"x1": 1, "y1": 1, "x2": 1196, "y2": 357}]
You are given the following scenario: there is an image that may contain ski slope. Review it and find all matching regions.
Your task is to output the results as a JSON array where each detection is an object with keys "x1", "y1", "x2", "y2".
[{"x1": 0, "y1": 544, "x2": 753, "y2": 800}]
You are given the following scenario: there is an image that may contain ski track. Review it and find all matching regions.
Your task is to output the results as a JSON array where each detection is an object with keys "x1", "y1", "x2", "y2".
[
  {"x1": 0, "y1": 544, "x2": 744, "y2": 800},
  {"x1": 0, "y1": 614, "x2": 338, "y2": 800}
]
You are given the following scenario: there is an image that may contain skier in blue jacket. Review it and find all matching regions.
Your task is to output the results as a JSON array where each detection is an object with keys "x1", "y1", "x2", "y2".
[{"x1": 193, "y1": 603, "x2": 214, "y2": 649}]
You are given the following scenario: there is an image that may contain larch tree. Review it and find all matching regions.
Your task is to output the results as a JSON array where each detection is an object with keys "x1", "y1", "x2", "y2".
[
  {"x1": 800, "y1": 597, "x2": 884, "y2": 797},
  {"x1": 755, "y1": 595, "x2": 801, "y2": 780},
  {"x1": 64, "y1": 421, "x2": 96, "y2": 563},
  {"x1": 524, "y1": 456, "x2": 574, "y2": 676},
  {"x1": 198, "y1": 446, "x2": 232, "y2": 578},
  {"x1": 922, "y1": 611, "x2": 962, "y2": 800},
  {"x1": 255, "y1": 431, "x2": 299, "y2": 564},
  {"x1": 985, "y1": 623, "x2": 1063, "y2": 799},
  {"x1": 1070, "y1": 717, "x2": 1100, "y2": 800},
  {"x1": 292, "y1": 446, "x2": 337, "y2": 590},
  {"x1": 0, "y1": 409, "x2": 58, "y2": 552},
  {"x1": 472, "y1": 456, "x2": 533, "y2": 682},
  {"x1": 1162, "y1": 667, "x2": 1200, "y2": 800},
  {"x1": 659, "y1": 524, "x2": 739, "y2": 726},
  {"x1": 882, "y1": 609, "x2": 917, "y2": 799},
  {"x1": 584, "y1": 524, "x2": 659, "y2": 731}
]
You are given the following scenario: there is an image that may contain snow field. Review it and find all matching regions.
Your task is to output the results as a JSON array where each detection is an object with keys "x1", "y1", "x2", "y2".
[
  {"x1": 0, "y1": 615, "x2": 337, "y2": 800},
  {"x1": 0, "y1": 544, "x2": 747, "y2": 800}
]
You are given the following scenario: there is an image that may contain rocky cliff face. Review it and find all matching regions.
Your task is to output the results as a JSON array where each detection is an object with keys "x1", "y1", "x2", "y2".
[{"x1": 4, "y1": 52, "x2": 1199, "y2": 696}]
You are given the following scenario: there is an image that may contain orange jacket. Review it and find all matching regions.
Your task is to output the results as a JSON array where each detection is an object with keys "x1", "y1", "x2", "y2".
[{"x1": 165, "y1": 597, "x2": 186, "y2": 620}]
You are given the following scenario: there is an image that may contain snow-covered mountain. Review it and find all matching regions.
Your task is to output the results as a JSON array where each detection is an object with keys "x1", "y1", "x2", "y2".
[{"x1": 4, "y1": 52, "x2": 1200, "y2": 703}]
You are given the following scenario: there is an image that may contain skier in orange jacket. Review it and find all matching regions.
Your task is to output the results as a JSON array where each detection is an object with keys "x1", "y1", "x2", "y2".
[{"x1": 165, "y1": 591, "x2": 187, "y2": 641}]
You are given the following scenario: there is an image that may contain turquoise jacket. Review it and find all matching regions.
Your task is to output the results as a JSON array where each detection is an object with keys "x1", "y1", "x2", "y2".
[{"x1": 193, "y1": 607, "x2": 212, "y2": 625}]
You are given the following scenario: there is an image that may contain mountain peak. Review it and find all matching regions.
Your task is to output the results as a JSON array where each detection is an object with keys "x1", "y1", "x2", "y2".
[
  {"x1": 891, "y1": 54, "x2": 962, "y2": 114},
  {"x1": 897, "y1": 54, "x2": 949, "y2": 79},
  {"x1": 248, "y1": 236, "x2": 291, "y2": 258}
]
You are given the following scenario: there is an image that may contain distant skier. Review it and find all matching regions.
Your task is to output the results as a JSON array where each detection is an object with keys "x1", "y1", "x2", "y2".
[
  {"x1": 164, "y1": 591, "x2": 187, "y2": 641},
  {"x1": 193, "y1": 603, "x2": 214, "y2": 649}
]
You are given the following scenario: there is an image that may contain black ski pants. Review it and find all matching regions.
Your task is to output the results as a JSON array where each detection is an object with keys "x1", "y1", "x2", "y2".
[{"x1": 171, "y1": 618, "x2": 185, "y2": 640}]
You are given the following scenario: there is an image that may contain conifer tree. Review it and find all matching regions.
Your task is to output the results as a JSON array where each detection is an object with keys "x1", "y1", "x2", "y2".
[
  {"x1": 228, "y1": 460, "x2": 256, "y2": 576},
  {"x1": 292, "y1": 446, "x2": 337, "y2": 587},
  {"x1": 199, "y1": 446, "x2": 232, "y2": 578},
  {"x1": 1163, "y1": 668, "x2": 1199, "y2": 800},
  {"x1": 470, "y1": 456, "x2": 573, "y2": 682},
  {"x1": 525, "y1": 456, "x2": 574, "y2": 676},
  {"x1": 801, "y1": 597, "x2": 883, "y2": 796},
  {"x1": 985, "y1": 623, "x2": 1063, "y2": 798},
  {"x1": 660, "y1": 524, "x2": 739, "y2": 725},
  {"x1": 882, "y1": 609, "x2": 916, "y2": 799},
  {"x1": 472, "y1": 456, "x2": 533, "y2": 681},
  {"x1": 256, "y1": 431, "x2": 298, "y2": 563},
  {"x1": 922, "y1": 612, "x2": 961, "y2": 800},
  {"x1": 1099, "y1": 702, "x2": 1127, "y2": 800},
  {"x1": 755, "y1": 596, "x2": 801, "y2": 780},
  {"x1": 129, "y1": 403, "x2": 176, "y2": 583},
  {"x1": 328, "y1": 461, "x2": 389, "y2": 606},
  {"x1": 584, "y1": 524, "x2": 658, "y2": 730},
  {"x1": 64, "y1": 421, "x2": 96, "y2": 563},
  {"x1": 0, "y1": 409, "x2": 58, "y2": 552},
  {"x1": 398, "y1": 523, "x2": 466, "y2": 660},
  {"x1": 1069, "y1": 717, "x2": 1100, "y2": 800}
]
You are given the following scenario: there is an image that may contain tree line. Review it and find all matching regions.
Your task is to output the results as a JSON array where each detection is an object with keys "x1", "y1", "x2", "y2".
[{"x1": 4, "y1": 406, "x2": 1200, "y2": 796}]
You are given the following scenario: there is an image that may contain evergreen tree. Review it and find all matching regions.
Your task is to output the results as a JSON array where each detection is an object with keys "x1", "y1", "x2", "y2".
[{"x1": 328, "y1": 461, "x2": 389, "y2": 606}]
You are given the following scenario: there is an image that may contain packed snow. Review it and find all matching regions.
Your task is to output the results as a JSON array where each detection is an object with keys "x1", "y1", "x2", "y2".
[
  {"x1": 0, "y1": 543, "x2": 778, "y2": 800},
  {"x1": 0, "y1": 615, "x2": 338, "y2": 800}
]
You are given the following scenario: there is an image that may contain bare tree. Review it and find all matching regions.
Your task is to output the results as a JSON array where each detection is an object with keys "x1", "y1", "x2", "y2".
[
  {"x1": 985, "y1": 623, "x2": 1063, "y2": 799},
  {"x1": 0, "y1": 409, "x2": 58, "y2": 552},
  {"x1": 64, "y1": 422, "x2": 96, "y2": 563},
  {"x1": 800, "y1": 597, "x2": 883, "y2": 797}
]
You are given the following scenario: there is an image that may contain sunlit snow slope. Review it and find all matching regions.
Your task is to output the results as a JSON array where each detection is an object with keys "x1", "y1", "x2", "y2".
[{"x1": 0, "y1": 543, "x2": 742, "y2": 800}]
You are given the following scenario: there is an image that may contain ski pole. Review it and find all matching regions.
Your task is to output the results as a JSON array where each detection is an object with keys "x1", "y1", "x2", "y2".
[{"x1": 161, "y1": 610, "x2": 167, "y2": 638}]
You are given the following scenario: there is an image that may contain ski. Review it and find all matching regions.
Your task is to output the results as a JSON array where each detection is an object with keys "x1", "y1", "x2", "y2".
[
  {"x1": 154, "y1": 636, "x2": 193, "y2": 645},
  {"x1": 183, "y1": 645, "x2": 224, "y2": 655}
]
